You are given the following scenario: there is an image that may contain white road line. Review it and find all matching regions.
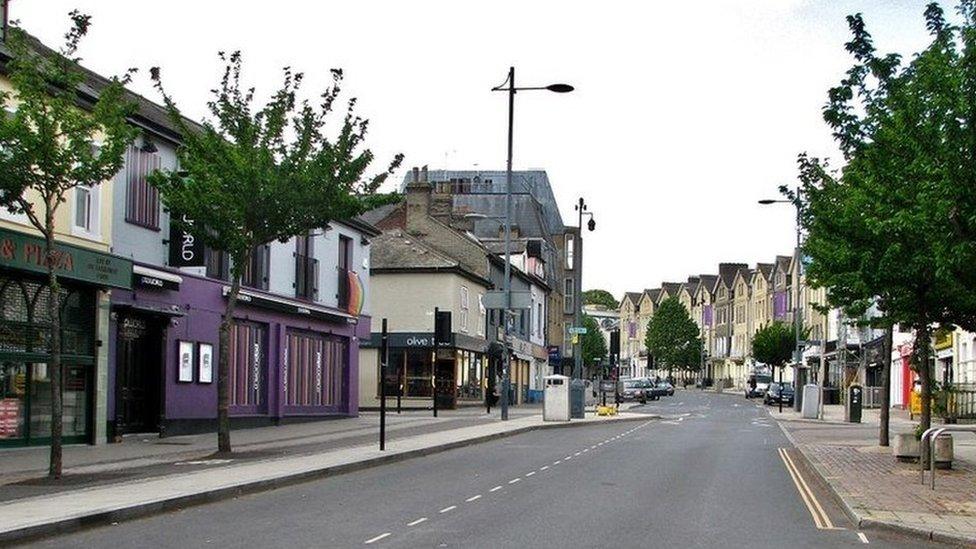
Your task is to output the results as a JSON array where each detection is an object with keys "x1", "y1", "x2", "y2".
[
  {"x1": 591, "y1": 445, "x2": 597, "y2": 449},
  {"x1": 489, "y1": 486, "x2": 502, "y2": 492},
  {"x1": 364, "y1": 533, "x2": 391, "y2": 544},
  {"x1": 439, "y1": 505, "x2": 457, "y2": 513},
  {"x1": 540, "y1": 466, "x2": 549, "y2": 471},
  {"x1": 466, "y1": 495, "x2": 482, "y2": 502},
  {"x1": 509, "y1": 478, "x2": 521, "y2": 484},
  {"x1": 574, "y1": 452, "x2": 581, "y2": 456},
  {"x1": 857, "y1": 532, "x2": 869, "y2": 544},
  {"x1": 525, "y1": 471, "x2": 536, "y2": 477},
  {"x1": 553, "y1": 460, "x2": 561, "y2": 465},
  {"x1": 407, "y1": 518, "x2": 428, "y2": 526}
]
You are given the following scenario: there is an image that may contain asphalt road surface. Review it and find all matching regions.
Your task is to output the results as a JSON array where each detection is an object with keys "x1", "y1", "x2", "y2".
[{"x1": 21, "y1": 392, "x2": 947, "y2": 548}]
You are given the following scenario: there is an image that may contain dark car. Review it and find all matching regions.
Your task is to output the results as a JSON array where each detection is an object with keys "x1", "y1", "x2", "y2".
[
  {"x1": 656, "y1": 381, "x2": 674, "y2": 396},
  {"x1": 764, "y1": 382, "x2": 794, "y2": 406}
]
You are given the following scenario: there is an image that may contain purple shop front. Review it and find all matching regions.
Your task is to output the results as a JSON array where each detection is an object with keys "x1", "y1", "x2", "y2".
[{"x1": 108, "y1": 264, "x2": 368, "y2": 438}]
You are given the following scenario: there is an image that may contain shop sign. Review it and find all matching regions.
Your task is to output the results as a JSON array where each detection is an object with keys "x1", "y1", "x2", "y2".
[
  {"x1": 134, "y1": 273, "x2": 180, "y2": 291},
  {"x1": 167, "y1": 214, "x2": 205, "y2": 268},
  {"x1": 547, "y1": 345, "x2": 561, "y2": 363},
  {"x1": 0, "y1": 227, "x2": 132, "y2": 289}
]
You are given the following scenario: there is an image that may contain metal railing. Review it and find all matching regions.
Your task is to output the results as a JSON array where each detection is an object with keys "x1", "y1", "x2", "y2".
[
  {"x1": 920, "y1": 426, "x2": 976, "y2": 489},
  {"x1": 941, "y1": 384, "x2": 976, "y2": 421}
]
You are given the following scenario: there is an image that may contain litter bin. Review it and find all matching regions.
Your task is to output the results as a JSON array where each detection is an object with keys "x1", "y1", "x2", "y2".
[
  {"x1": 543, "y1": 375, "x2": 570, "y2": 421},
  {"x1": 848, "y1": 383, "x2": 862, "y2": 423},
  {"x1": 570, "y1": 379, "x2": 585, "y2": 419}
]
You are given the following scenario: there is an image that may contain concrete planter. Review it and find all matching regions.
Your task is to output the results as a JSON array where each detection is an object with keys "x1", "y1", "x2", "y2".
[
  {"x1": 934, "y1": 433, "x2": 954, "y2": 470},
  {"x1": 893, "y1": 432, "x2": 920, "y2": 462}
]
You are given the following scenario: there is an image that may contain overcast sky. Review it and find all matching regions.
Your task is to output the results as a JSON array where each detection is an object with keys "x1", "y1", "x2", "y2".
[{"x1": 13, "y1": 1, "x2": 946, "y2": 300}]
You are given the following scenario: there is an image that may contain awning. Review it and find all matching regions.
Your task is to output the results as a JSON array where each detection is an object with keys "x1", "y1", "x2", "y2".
[
  {"x1": 223, "y1": 286, "x2": 358, "y2": 325},
  {"x1": 133, "y1": 265, "x2": 183, "y2": 290}
]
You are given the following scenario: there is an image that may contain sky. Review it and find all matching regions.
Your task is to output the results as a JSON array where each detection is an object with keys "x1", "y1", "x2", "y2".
[{"x1": 11, "y1": 0, "x2": 950, "y2": 300}]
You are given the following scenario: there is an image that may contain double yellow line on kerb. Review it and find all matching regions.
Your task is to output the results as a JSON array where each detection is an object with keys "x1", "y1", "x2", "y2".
[{"x1": 778, "y1": 447, "x2": 837, "y2": 530}]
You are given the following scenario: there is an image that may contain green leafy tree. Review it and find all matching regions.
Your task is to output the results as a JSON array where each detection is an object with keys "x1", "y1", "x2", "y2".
[
  {"x1": 0, "y1": 13, "x2": 137, "y2": 478},
  {"x1": 149, "y1": 53, "x2": 401, "y2": 454},
  {"x1": 582, "y1": 289, "x2": 618, "y2": 310},
  {"x1": 751, "y1": 321, "x2": 794, "y2": 371},
  {"x1": 795, "y1": 2, "x2": 976, "y2": 437},
  {"x1": 580, "y1": 314, "x2": 607, "y2": 368},
  {"x1": 644, "y1": 297, "x2": 702, "y2": 376}
]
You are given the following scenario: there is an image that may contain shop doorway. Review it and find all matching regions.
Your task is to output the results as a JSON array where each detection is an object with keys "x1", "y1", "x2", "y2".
[{"x1": 115, "y1": 313, "x2": 163, "y2": 434}]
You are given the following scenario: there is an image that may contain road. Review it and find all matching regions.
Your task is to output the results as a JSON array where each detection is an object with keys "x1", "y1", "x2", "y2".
[{"x1": 21, "y1": 392, "x2": 945, "y2": 548}]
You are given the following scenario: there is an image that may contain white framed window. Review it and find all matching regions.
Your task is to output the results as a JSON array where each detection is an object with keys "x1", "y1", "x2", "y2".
[
  {"x1": 477, "y1": 293, "x2": 485, "y2": 336},
  {"x1": 460, "y1": 286, "x2": 469, "y2": 333},
  {"x1": 564, "y1": 278, "x2": 574, "y2": 314},
  {"x1": 71, "y1": 183, "x2": 100, "y2": 238},
  {"x1": 565, "y1": 234, "x2": 575, "y2": 270}
]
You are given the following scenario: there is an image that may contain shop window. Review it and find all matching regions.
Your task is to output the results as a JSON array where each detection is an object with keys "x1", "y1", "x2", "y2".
[
  {"x1": 400, "y1": 348, "x2": 432, "y2": 398},
  {"x1": 228, "y1": 321, "x2": 267, "y2": 410},
  {"x1": 284, "y1": 330, "x2": 346, "y2": 408}
]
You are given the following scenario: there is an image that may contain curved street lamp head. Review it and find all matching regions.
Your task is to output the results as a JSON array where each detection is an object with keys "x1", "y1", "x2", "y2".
[
  {"x1": 546, "y1": 83, "x2": 574, "y2": 93},
  {"x1": 587, "y1": 218, "x2": 596, "y2": 232},
  {"x1": 757, "y1": 199, "x2": 778, "y2": 205}
]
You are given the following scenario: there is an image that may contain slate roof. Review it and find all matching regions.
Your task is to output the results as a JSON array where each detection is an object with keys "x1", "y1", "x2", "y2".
[
  {"x1": 755, "y1": 263, "x2": 774, "y2": 280},
  {"x1": 660, "y1": 282, "x2": 683, "y2": 299},
  {"x1": 360, "y1": 202, "x2": 401, "y2": 226},
  {"x1": 371, "y1": 230, "x2": 487, "y2": 285},
  {"x1": 774, "y1": 255, "x2": 792, "y2": 273},
  {"x1": 718, "y1": 263, "x2": 749, "y2": 288},
  {"x1": 642, "y1": 288, "x2": 661, "y2": 305},
  {"x1": 697, "y1": 275, "x2": 718, "y2": 295},
  {"x1": 622, "y1": 292, "x2": 642, "y2": 308},
  {"x1": 0, "y1": 29, "x2": 204, "y2": 144}
]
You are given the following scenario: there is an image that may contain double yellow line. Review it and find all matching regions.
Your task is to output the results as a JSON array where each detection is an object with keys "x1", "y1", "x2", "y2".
[{"x1": 778, "y1": 447, "x2": 836, "y2": 530}]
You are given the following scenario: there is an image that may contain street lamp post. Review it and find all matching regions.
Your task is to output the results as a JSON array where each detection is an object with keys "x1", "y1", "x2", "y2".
[
  {"x1": 492, "y1": 67, "x2": 572, "y2": 421},
  {"x1": 574, "y1": 198, "x2": 595, "y2": 381},
  {"x1": 759, "y1": 188, "x2": 803, "y2": 413}
]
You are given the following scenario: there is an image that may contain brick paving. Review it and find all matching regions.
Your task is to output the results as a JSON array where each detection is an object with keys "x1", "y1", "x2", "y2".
[{"x1": 779, "y1": 417, "x2": 976, "y2": 542}]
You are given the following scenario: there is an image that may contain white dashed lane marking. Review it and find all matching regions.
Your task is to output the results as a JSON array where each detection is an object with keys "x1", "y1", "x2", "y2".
[
  {"x1": 525, "y1": 471, "x2": 535, "y2": 477},
  {"x1": 489, "y1": 486, "x2": 502, "y2": 492},
  {"x1": 857, "y1": 532, "x2": 869, "y2": 544},
  {"x1": 466, "y1": 495, "x2": 482, "y2": 502},
  {"x1": 508, "y1": 478, "x2": 521, "y2": 484},
  {"x1": 407, "y1": 518, "x2": 427, "y2": 526},
  {"x1": 439, "y1": 505, "x2": 457, "y2": 514},
  {"x1": 364, "y1": 533, "x2": 391, "y2": 544}
]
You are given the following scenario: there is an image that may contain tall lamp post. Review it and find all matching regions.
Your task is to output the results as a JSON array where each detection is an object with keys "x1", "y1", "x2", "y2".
[
  {"x1": 574, "y1": 198, "x2": 595, "y2": 381},
  {"x1": 759, "y1": 188, "x2": 803, "y2": 412},
  {"x1": 492, "y1": 67, "x2": 573, "y2": 421}
]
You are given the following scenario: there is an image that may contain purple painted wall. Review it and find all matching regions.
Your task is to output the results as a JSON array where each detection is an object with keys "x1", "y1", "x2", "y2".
[{"x1": 109, "y1": 265, "x2": 367, "y2": 423}]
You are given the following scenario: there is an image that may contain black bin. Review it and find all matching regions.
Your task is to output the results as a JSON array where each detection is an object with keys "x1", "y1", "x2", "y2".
[{"x1": 848, "y1": 384, "x2": 862, "y2": 423}]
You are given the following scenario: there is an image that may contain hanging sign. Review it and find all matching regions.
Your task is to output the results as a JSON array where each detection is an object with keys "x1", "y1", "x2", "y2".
[{"x1": 168, "y1": 214, "x2": 205, "y2": 268}]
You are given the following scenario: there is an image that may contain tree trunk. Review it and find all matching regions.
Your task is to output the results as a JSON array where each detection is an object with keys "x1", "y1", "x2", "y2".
[
  {"x1": 217, "y1": 272, "x2": 243, "y2": 455},
  {"x1": 915, "y1": 324, "x2": 932, "y2": 435},
  {"x1": 45, "y1": 214, "x2": 63, "y2": 479},
  {"x1": 879, "y1": 325, "x2": 892, "y2": 447}
]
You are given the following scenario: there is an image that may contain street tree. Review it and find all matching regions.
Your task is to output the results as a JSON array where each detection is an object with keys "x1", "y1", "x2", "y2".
[
  {"x1": 644, "y1": 297, "x2": 702, "y2": 378},
  {"x1": 795, "y1": 2, "x2": 976, "y2": 438},
  {"x1": 149, "y1": 53, "x2": 402, "y2": 454},
  {"x1": 581, "y1": 314, "x2": 608, "y2": 369},
  {"x1": 751, "y1": 321, "x2": 794, "y2": 374},
  {"x1": 582, "y1": 289, "x2": 618, "y2": 310},
  {"x1": 0, "y1": 13, "x2": 137, "y2": 478}
]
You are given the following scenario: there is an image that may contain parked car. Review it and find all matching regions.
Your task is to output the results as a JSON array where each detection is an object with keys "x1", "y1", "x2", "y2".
[
  {"x1": 621, "y1": 379, "x2": 644, "y2": 401},
  {"x1": 764, "y1": 382, "x2": 795, "y2": 406},
  {"x1": 657, "y1": 381, "x2": 674, "y2": 396},
  {"x1": 745, "y1": 374, "x2": 772, "y2": 399}
]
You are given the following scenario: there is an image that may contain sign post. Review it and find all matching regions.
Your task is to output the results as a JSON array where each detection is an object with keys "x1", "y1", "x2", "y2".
[{"x1": 432, "y1": 307, "x2": 439, "y2": 418}]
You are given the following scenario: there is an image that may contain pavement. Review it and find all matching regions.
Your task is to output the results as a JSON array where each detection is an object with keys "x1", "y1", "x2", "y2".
[
  {"x1": 772, "y1": 402, "x2": 976, "y2": 546},
  {"x1": 0, "y1": 403, "x2": 648, "y2": 544},
  {"x1": 9, "y1": 391, "x2": 943, "y2": 548}
]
